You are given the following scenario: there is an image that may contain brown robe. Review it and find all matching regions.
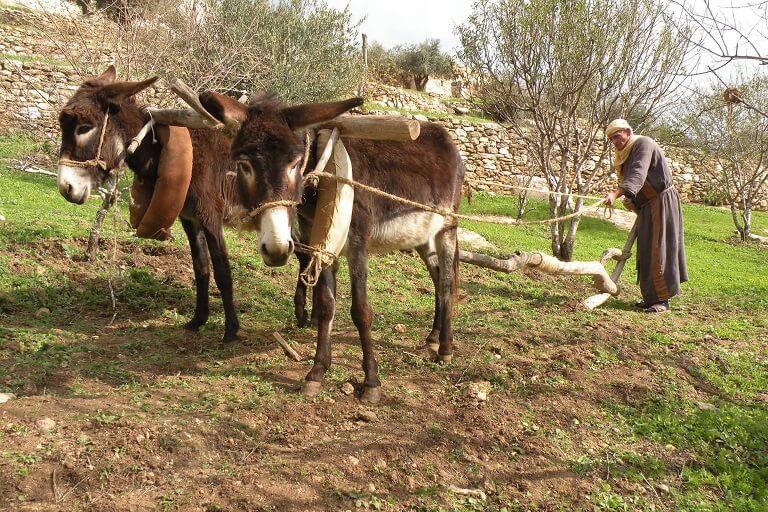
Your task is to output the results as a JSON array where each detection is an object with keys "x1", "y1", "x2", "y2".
[{"x1": 619, "y1": 136, "x2": 688, "y2": 304}]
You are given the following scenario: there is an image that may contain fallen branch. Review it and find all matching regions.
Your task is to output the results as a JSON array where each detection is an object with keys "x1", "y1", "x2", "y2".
[
  {"x1": 747, "y1": 232, "x2": 768, "y2": 244},
  {"x1": 273, "y1": 332, "x2": 301, "y2": 362},
  {"x1": 459, "y1": 248, "x2": 624, "y2": 295},
  {"x1": 582, "y1": 223, "x2": 638, "y2": 309}
]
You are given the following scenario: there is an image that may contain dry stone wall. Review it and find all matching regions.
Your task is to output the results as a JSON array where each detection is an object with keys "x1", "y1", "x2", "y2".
[{"x1": 2, "y1": 5, "x2": 765, "y2": 209}]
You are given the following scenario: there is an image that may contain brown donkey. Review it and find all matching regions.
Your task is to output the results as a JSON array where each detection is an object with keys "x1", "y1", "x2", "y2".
[
  {"x1": 56, "y1": 66, "x2": 248, "y2": 342},
  {"x1": 199, "y1": 92, "x2": 465, "y2": 403}
]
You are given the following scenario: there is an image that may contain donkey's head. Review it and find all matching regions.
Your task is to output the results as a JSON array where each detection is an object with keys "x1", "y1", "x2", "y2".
[
  {"x1": 57, "y1": 66, "x2": 157, "y2": 204},
  {"x1": 200, "y1": 91, "x2": 363, "y2": 267}
]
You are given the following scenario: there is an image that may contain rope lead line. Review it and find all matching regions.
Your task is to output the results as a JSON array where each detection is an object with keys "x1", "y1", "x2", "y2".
[{"x1": 301, "y1": 170, "x2": 610, "y2": 227}]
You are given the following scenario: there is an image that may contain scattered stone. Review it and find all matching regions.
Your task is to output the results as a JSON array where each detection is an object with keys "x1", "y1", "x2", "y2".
[
  {"x1": 453, "y1": 106, "x2": 470, "y2": 115},
  {"x1": 695, "y1": 401, "x2": 717, "y2": 411},
  {"x1": 413, "y1": 114, "x2": 428, "y2": 122},
  {"x1": 368, "y1": 483, "x2": 376, "y2": 493},
  {"x1": 466, "y1": 381, "x2": 491, "y2": 402},
  {"x1": 664, "y1": 444, "x2": 676, "y2": 451},
  {"x1": 655, "y1": 483, "x2": 670, "y2": 494},
  {"x1": 0, "y1": 213, "x2": 5, "y2": 222},
  {"x1": 340, "y1": 382, "x2": 355, "y2": 395},
  {"x1": 35, "y1": 417, "x2": 56, "y2": 432},
  {"x1": 0, "y1": 393, "x2": 16, "y2": 404},
  {"x1": 35, "y1": 307, "x2": 50, "y2": 317},
  {"x1": 356, "y1": 410, "x2": 378, "y2": 423},
  {"x1": 347, "y1": 455, "x2": 360, "y2": 466},
  {"x1": 393, "y1": 323, "x2": 407, "y2": 334}
]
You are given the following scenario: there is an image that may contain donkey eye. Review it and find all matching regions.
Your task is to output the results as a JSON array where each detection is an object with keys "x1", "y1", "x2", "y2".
[
  {"x1": 76, "y1": 124, "x2": 93, "y2": 135},
  {"x1": 236, "y1": 160, "x2": 252, "y2": 175}
]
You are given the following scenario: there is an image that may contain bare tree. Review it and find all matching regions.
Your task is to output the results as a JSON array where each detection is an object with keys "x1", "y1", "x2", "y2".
[
  {"x1": 457, "y1": 0, "x2": 692, "y2": 260},
  {"x1": 684, "y1": 77, "x2": 768, "y2": 240}
]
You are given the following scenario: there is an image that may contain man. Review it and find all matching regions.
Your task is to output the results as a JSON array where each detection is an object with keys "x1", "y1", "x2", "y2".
[{"x1": 603, "y1": 119, "x2": 688, "y2": 313}]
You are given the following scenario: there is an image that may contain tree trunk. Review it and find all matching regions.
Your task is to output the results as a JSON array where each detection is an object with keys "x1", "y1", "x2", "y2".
[{"x1": 414, "y1": 74, "x2": 429, "y2": 91}]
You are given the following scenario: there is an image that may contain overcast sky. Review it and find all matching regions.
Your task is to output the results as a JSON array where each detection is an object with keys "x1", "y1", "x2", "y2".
[{"x1": 324, "y1": 0, "x2": 474, "y2": 53}]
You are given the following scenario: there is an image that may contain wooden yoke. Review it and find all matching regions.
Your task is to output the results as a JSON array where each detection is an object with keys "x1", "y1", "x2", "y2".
[
  {"x1": 130, "y1": 125, "x2": 193, "y2": 240},
  {"x1": 301, "y1": 129, "x2": 354, "y2": 286}
]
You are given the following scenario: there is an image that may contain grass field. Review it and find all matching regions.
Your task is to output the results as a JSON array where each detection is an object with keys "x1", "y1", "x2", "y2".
[{"x1": 1, "y1": 132, "x2": 767, "y2": 511}]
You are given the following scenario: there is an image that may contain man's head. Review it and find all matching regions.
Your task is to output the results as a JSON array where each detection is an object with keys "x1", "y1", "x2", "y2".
[{"x1": 606, "y1": 118, "x2": 633, "y2": 150}]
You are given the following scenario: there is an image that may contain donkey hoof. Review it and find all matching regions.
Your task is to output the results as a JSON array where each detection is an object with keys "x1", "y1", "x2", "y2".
[
  {"x1": 183, "y1": 321, "x2": 202, "y2": 332},
  {"x1": 436, "y1": 353, "x2": 453, "y2": 364},
  {"x1": 301, "y1": 380, "x2": 323, "y2": 397},
  {"x1": 222, "y1": 332, "x2": 240, "y2": 344},
  {"x1": 360, "y1": 386, "x2": 382, "y2": 404}
]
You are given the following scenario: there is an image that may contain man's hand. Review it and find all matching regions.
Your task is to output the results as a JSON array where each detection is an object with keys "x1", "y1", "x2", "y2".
[
  {"x1": 622, "y1": 197, "x2": 635, "y2": 212},
  {"x1": 603, "y1": 189, "x2": 621, "y2": 206}
]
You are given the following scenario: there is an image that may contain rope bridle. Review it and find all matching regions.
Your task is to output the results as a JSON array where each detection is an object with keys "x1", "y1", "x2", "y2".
[
  {"x1": 245, "y1": 132, "x2": 312, "y2": 219},
  {"x1": 57, "y1": 112, "x2": 113, "y2": 173}
]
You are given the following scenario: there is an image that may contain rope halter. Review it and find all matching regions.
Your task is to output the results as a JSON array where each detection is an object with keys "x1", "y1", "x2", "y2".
[
  {"x1": 57, "y1": 113, "x2": 113, "y2": 173},
  {"x1": 245, "y1": 132, "x2": 312, "y2": 219}
]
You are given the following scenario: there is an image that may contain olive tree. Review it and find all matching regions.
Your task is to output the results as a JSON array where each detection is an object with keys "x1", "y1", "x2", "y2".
[
  {"x1": 457, "y1": 0, "x2": 692, "y2": 260},
  {"x1": 55, "y1": 0, "x2": 363, "y2": 104},
  {"x1": 684, "y1": 78, "x2": 768, "y2": 241},
  {"x1": 392, "y1": 39, "x2": 454, "y2": 91}
]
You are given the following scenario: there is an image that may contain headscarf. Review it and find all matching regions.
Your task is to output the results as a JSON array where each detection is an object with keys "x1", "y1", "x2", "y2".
[{"x1": 606, "y1": 118, "x2": 639, "y2": 181}]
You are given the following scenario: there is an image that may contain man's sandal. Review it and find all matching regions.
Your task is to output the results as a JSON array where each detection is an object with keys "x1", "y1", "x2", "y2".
[{"x1": 643, "y1": 302, "x2": 670, "y2": 313}]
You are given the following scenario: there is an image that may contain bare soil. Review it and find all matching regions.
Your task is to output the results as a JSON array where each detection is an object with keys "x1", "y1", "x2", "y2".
[{"x1": 0, "y1": 237, "x2": 726, "y2": 511}]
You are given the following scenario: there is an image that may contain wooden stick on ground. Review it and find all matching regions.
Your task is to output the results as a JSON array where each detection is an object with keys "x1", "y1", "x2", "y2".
[{"x1": 273, "y1": 332, "x2": 301, "y2": 362}]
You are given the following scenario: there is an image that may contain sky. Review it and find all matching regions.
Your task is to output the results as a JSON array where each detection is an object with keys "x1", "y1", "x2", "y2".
[{"x1": 323, "y1": 0, "x2": 474, "y2": 53}]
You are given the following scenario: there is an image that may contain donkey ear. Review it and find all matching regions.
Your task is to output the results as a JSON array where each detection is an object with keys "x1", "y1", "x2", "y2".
[
  {"x1": 98, "y1": 76, "x2": 159, "y2": 109},
  {"x1": 282, "y1": 97, "x2": 364, "y2": 130},
  {"x1": 199, "y1": 90, "x2": 248, "y2": 126},
  {"x1": 95, "y1": 65, "x2": 117, "y2": 83}
]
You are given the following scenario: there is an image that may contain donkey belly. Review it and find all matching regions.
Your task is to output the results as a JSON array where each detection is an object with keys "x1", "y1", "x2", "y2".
[{"x1": 363, "y1": 211, "x2": 445, "y2": 255}]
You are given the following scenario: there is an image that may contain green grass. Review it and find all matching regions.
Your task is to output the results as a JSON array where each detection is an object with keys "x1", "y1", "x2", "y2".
[{"x1": 0, "y1": 53, "x2": 70, "y2": 67}]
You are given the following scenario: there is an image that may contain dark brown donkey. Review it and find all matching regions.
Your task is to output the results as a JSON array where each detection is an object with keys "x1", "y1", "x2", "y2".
[
  {"x1": 56, "y1": 66, "x2": 247, "y2": 342},
  {"x1": 199, "y1": 92, "x2": 465, "y2": 403}
]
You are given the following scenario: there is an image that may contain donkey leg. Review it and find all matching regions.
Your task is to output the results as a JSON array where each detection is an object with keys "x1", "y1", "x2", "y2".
[
  {"x1": 348, "y1": 251, "x2": 381, "y2": 404},
  {"x1": 416, "y1": 240, "x2": 441, "y2": 347},
  {"x1": 302, "y1": 265, "x2": 337, "y2": 396},
  {"x1": 435, "y1": 226, "x2": 459, "y2": 363},
  {"x1": 202, "y1": 223, "x2": 240, "y2": 343},
  {"x1": 180, "y1": 218, "x2": 211, "y2": 332},
  {"x1": 294, "y1": 250, "x2": 310, "y2": 327}
]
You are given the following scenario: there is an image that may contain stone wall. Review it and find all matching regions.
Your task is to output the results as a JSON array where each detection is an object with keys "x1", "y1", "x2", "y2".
[{"x1": 2, "y1": 5, "x2": 765, "y2": 210}]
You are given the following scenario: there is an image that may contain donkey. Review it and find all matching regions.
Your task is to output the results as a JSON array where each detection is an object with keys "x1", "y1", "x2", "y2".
[
  {"x1": 56, "y1": 66, "x2": 248, "y2": 342},
  {"x1": 199, "y1": 91, "x2": 465, "y2": 403}
]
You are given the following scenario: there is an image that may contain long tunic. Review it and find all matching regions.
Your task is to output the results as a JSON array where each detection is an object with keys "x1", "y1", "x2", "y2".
[{"x1": 619, "y1": 136, "x2": 688, "y2": 304}]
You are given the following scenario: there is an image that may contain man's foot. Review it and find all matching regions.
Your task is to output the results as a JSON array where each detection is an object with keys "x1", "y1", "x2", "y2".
[{"x1": 643, "y1": 300, "x2": 670, "y2": 313}]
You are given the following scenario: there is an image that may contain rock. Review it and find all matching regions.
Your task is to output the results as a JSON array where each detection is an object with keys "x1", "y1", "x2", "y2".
[
  {"x1": 35, "y1": 307, "x2": 50, "y2": 317},
  {"x1": 0, "y1": 213, "x2": 5, "y2": 222},
  {"x1": 356, "y1": 410, "x2": 378, "y2": 423},
  {"x1": 695, "y1": 401, "x2": 717, "y2": 411},
  {"x1": 36, "y1": 417, "x2": 56, "y2": 432},
  {"x1": 347, "y1": 455, "x2": 360, "y2": 466},
  {"x1": 0, "y1": 393, "x2": 16, "y2": 404},
  {"x1": 413, "y1": 114, "x2": 428, "y2": 122},
  {"x1": 340, "y1": 382, "x2": 355, "y2": 395},
  {"x1": 393, "y1": 323, "x2": 407, "y2": 334},
  {"x1": 655, "y1": 483, "x2": 670, "y2": 494},
  {"x1": 466, "y1": 381, "x2": 491, "y2": 402}
]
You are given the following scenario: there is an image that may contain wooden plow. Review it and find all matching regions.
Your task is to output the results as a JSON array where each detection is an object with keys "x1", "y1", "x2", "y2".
[{"x1": 139, "y1": 78, "x2": 637, "y2": 309}]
